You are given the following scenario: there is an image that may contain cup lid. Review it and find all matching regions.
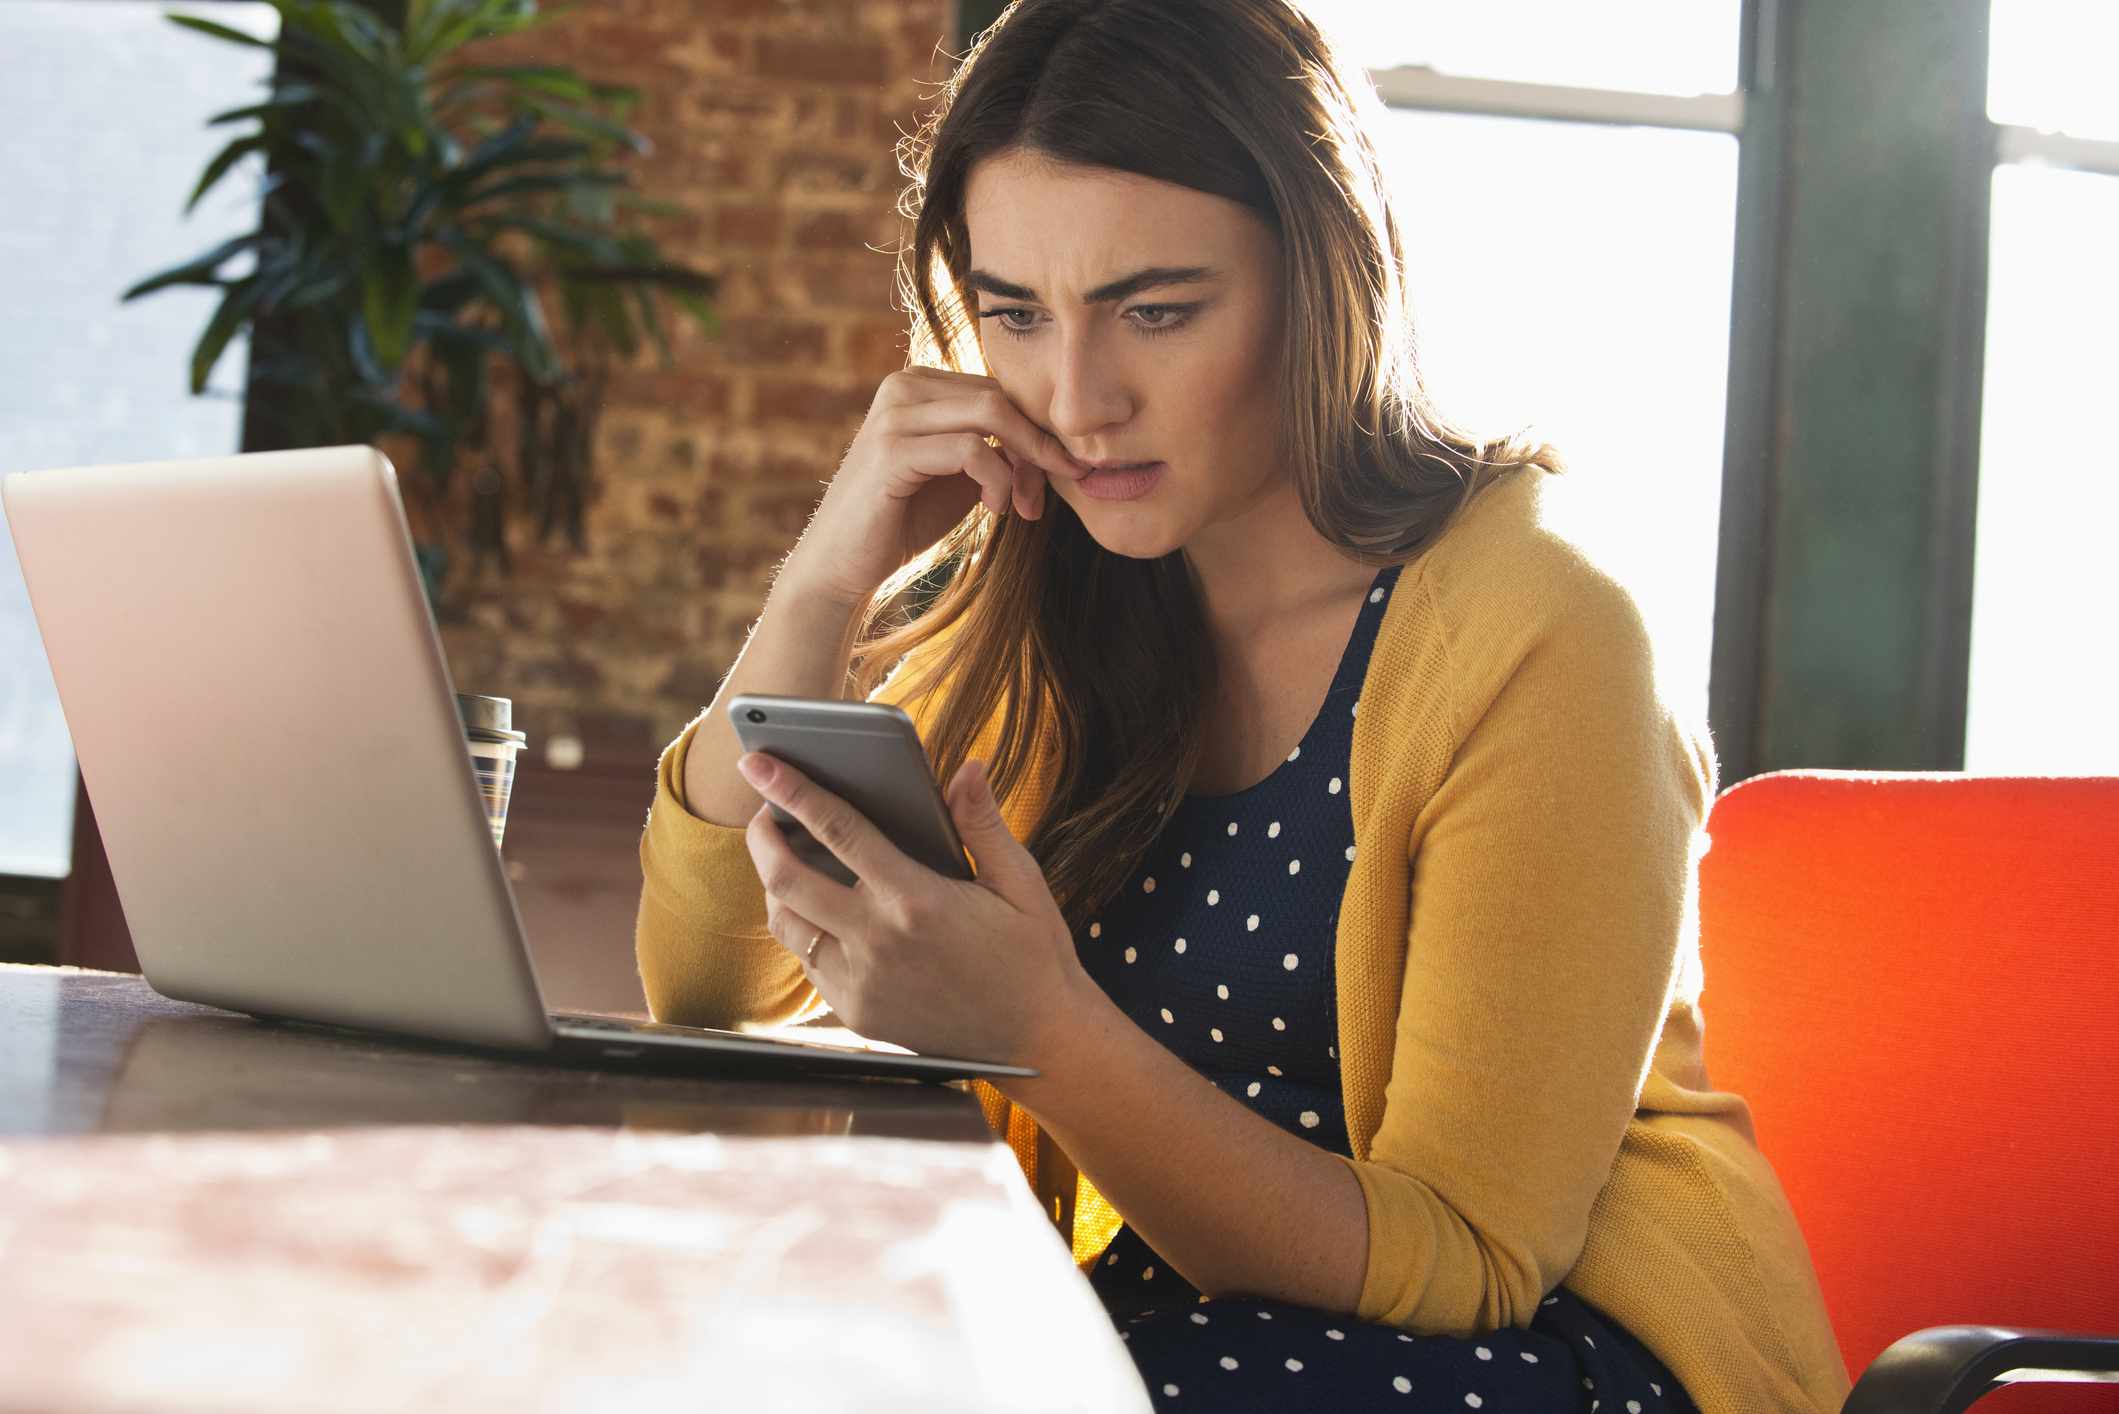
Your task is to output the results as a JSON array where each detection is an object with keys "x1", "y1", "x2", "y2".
[{"x1": 456, "y1": 693, "x2": 516, "y2": 736}]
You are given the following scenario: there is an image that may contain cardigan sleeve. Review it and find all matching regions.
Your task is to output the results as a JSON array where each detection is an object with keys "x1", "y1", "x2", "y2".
[
  {"x1": 1336, "y1": 563, "x2": 1718, "y2": 1335},
  {"x1": 633, "y1": 623, "x2": 954, "y2": 1031}
]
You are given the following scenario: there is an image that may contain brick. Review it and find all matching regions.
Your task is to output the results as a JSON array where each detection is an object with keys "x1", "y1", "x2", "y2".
[
  {"x1": 712, "y1": 202, "x2": 782, "y2": 250},
  {"x1": 603, "y1": 369, "x2": 732, "y2": 416},
  {"x1": 698, "y1": 540, "x2": 790, "y2": 592},
  {"x1": 844, "y1": 319, "x2": 910, "y2": 372},
  {"x1": 754, "y1": 37, "x2": 892, "y2": 86},
  {"x1": 754, "y1": 376, "x2": 876, "y2": 425},
  {"x1": 558, "y1": 598, "x2": 609, "y2": 635},
  {"x1": 741, "y1": 483, "x2": 826, "y2": 538},
  {"x1": 714, "y1": 315, "x2": 830, "y2": 364},
  {"x1": 776, "y1": 146, "x2": 893, "y2": 193},
  {"x1": 773, "y1": 252, "x2": 899, "y2": 307},
  {"x1": 790, "y1": 206, "x2": 891, "y2": 251}
]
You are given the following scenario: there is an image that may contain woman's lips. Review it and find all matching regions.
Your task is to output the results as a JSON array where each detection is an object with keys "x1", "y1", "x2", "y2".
[{"x1": 1075, "y1": 461, "x2": 1165, "y2": 502}]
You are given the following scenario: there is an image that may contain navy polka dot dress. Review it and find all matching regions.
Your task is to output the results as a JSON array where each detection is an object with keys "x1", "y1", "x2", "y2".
[{"x1": 1074, "y1": 561, "x2": 1700, "y2": 1413}]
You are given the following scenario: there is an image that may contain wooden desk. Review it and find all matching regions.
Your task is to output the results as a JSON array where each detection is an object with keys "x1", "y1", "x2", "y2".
[{"x1": 0, "y1": 965, "x2": 1150, "y2": 1413}]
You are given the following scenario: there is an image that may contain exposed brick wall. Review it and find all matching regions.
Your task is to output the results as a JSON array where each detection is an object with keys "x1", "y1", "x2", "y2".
[{"x1": 415, "y1": 0, "x2": 959, "y2": 768}]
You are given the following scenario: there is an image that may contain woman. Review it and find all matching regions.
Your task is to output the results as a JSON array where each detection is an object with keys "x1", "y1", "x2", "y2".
[{"x1": 637, "y1": 2, "x2": 1850, "y2": 1410}]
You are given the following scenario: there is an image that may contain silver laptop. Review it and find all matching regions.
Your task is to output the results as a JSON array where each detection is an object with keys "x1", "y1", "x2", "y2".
[{"x1": 1, "y1": 444, "x2": 1034, "y2": 1084}]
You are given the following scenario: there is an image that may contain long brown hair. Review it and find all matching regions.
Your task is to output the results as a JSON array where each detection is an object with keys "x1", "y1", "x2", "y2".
[{"x1": 850, "y1": 0, "x2": 1566, "y2": 932}]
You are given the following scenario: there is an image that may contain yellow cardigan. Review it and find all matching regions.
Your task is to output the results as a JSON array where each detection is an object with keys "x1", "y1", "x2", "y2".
[{"x1": 635, "y1": 467, "x2": 1852, "y2": 1414}]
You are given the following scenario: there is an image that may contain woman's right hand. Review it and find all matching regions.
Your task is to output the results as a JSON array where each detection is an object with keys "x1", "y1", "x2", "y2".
[{"x1": 779, "y1": 367, "x2": 1089, "y2": 610}]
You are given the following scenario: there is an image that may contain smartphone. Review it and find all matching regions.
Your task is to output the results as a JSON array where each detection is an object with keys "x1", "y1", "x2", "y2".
[{"x1": 727, "y1": 693, "x2": 974, "y2": 887}]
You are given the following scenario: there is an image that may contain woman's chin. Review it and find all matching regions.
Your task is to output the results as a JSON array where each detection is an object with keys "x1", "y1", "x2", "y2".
[{"x1": 1075, "y1": 512, "x2": 1177, "y2": 560}]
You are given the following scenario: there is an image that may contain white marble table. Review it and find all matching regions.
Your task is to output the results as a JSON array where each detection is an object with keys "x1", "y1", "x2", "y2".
[{"x1": 0, "y1": 965, "x2": 1151, "y2": 1413}]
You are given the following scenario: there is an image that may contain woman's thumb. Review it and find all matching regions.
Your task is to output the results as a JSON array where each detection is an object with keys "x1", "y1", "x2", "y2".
[{"x1": 950, "y1": 759, "x2": 1024, "y2": 877}]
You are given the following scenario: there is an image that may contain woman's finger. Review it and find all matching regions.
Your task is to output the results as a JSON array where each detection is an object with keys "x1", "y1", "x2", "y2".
[
  {"x1": 741, "y1": 760, "x2": 922, "y2": 922},
  {"x1": 894, "y1": 430, "x2": 1016, "y2": 518},
  {"x1": 768, "y1": 896, "x2": 830, "y2": 977},
  {"x1": 889, "y1": 389, "x2": 1085, "y2": 482}
]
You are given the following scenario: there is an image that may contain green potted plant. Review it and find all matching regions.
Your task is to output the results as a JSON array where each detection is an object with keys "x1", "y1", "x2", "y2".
[{"x1": 125, "y1": 0, "x2": 720, "y2": 613}]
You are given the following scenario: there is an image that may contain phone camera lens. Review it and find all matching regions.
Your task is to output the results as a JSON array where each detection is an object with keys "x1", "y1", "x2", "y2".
[{"x1": 745, "y1": 708, "x2": 766, "y2": 724}]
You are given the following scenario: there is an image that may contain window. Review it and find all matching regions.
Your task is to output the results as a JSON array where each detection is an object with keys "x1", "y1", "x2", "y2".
[
  {"x1": 1303, "y1": 3, "x2": 1748, "y2": 727},
  {"x1": 1960, "y1": 1, "x2": 2119, "y2": 773},
  {"x1": 0, "y1": 0, "x2": 276, "y2": 876}
]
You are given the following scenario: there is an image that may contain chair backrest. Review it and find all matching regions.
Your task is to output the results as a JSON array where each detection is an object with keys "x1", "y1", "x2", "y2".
[{"x1": 1697, "y1": 771, "x2": 2119, "y2": 1408}]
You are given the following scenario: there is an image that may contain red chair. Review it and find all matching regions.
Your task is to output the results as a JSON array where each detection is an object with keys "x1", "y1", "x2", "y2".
[{"x1": 1699, "y1": 770, "x2": 2119, "y2": 1413}]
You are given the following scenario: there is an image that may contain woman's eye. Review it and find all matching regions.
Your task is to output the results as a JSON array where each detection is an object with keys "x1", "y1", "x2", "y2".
[
  {"x1": 978, "y1": 304, "x2": 1196, "y2": 340},
  {"x1": 1129, "y1": 305, "x2": 1187, "y2": 333}
]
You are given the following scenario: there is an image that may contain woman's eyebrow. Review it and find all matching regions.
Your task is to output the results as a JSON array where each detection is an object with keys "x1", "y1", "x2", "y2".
[{"x1": 966, "y1": 265, "x2": 1223, "y2": 304}]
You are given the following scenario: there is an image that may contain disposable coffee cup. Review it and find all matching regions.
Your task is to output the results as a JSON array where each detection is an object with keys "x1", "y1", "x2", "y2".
[{"x1": 456, "y1": 693, "x2": 528, "y2": 848}]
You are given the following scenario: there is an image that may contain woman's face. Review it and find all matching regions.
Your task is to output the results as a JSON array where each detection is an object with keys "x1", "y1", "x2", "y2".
[{"x1": 962, "y1": 149, "x2": 1286, "y2": 561}]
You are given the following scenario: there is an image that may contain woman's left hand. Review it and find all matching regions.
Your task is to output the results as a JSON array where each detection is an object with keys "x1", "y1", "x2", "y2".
[{"x1": 736, "y1": 749, "x2": 1092, "y2": 1067}]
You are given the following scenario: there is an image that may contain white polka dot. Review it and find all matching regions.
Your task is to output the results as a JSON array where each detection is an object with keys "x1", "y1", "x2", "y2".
[
  {"x1": 1246, "y1": 914, "x2": 1259, "y2": 931},
  {"x1": 1219, "y1": 1356, "x2": 1238, "y2": 1371},
  {"x1": 1327, "y1": 1044, "x2": 1336, "y2": 1057},
  {"x1": 1583, "y1": 1378, "x2": 1595, "y2": 1390},
  {"x1": 1520, "y1": 1352, "x2": 1540, "y2": 1363},
  {"x1": 1325, "y1": 1329, "x2": 1345, "y2": 1341},
  {"x1": 1283, "y1": 953, "x2": 1299, "y2": 970},
  {"x1": 1210, "y1": 1028, "x2": 1224, "y2": 1042},
  {"x1": 1542, "y1": 1296, "x2": 1558, "y2": 1306},
  {"x1": 1174, "y1": 937, "x2": 1187, "y2": 954},
  {"x1": 1475, "y1": 1347, "x2": 1491, "y2": 1361},
  {"x1": 1159, "y1": 1008, "x2": 1173, "y2": 1024},
  {"x1": 1272, "y1": 1016, "x2": 1286, "y2": 1030},
  {"x1": 1370, "y1": 586, "x2": 1384, "y2": 603},
  {"x1": 1190, "y1": 1312, "x2": 1208, "y2": 1325},
  {"x1": 1106, "y1": 1252, "x2": 1118, "y2": 1265},
  {"x1": 1181, "y1": 851, "x2": 1192, "y2": 868},
  {"x1": 1143, "y1": 876, "x2": 1156, "y2": 893},
  {"x1": 1225, "y1": 821, "x2": 1238, "y2": 836},
  {"x1": 1288, "y1": 859, "x2": 1300, "y2": 875},
  {"x1": 1216, "y1": 984, "x2": 1229, "y2": 999},
  {"x1": 1328, "y1": 776, "x2": 1342, "y2": 794},
  {"x1": 1352, "y1": 700, "x2": 1359, "y2": 717},
  {"x1": 1256, "y1": 1311, "x2": 1272, "y2": 1320},
  {"x1": 1143, "y1": 1266, "x2": 1155, "y2": 1280},
  {"x1": 1299, "y1": 1110, "x2": 1319, "y2": 1128},
  {"x1": 1627, "y1": 1403, "x2": 1641, "y2": 1414},
  {"x1": 1163, "y1": 1384, "x2": 1180, "y2": 1397},
  {"x1": 1287, "y1": 745, "x2": 1301, "y2": 762},
  {"x1": 1267, "y1": 821, "x2": 1280, "y2": 838},
  {"x1": 1119, "y1": 1331, "x2": 1129, "y2": 1341},
  {"x1": 1207, "y1": 889, "x2": 1219, "y2": 905},
  {"x1": 1651, "y1": 1384, "x2": 1663, "y2": 1397},
  {"x1": 1398, "y1": 1334, "x2": 1414, "y2": 1342},
  {"x1": 1089, "y1": 922, "x2": 1100, "y2": 939},
  {"x1": 1393, "y1": 1375, "x2": 1412, "y2": 1393},
  {"x1": 1124, "y1": 946, "x2": 1137, "y2": 963},
  {"x1": 1285, "y1": 1358, "x2": 1304, "y2": 1372},
  {"x1": 1584, "y1": 1335, "x2": 1596, "y2": 1349},
  {"x1": 1345, "y1": 844, "x2": 1356, "y2": 861},
  {"x1": 1465, "y1": 1396, "x2": 1483, "y2": 1410},
  {"x1": 1246, "y1": 1081, "x2": 1261, "y2": 1097},
  {"x1": 1266, "y1": 1065, "x2": 1282, "y2": 1076}
]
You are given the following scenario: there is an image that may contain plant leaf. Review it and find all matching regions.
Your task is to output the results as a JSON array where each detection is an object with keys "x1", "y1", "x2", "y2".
[
  {"x1": 120, "y1": 233, "x2": 264, "y2": 300},
  {"x1": 461, "y1": 168, "x2": 627, "y2": 210},
  {"x1": 165, "y1": 12, "x2": 274, "y2": 48},
  {"x1": 188, "y1": 278, "x2": 265, "y2": 393},
  {"x1": 206, "y1": 82, "x2": 324, "y2": 127},
  {"x1": 361, "y1": 243, "x2": 420, "y2": 371},
  {"x1": 185, "y1": 134, "x2": 267, "y2": 214}
]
